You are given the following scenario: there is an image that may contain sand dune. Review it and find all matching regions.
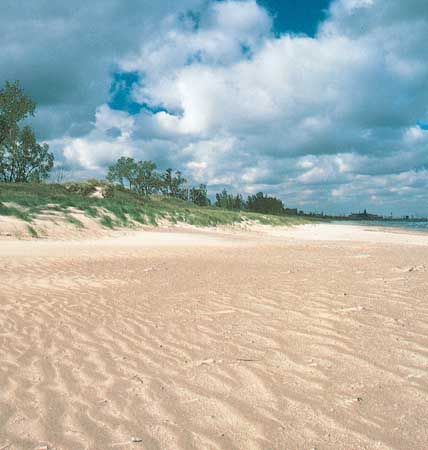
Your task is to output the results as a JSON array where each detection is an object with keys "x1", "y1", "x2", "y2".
[{"x1": 1, "y1": 225, "x2": 428, "y2": 449}]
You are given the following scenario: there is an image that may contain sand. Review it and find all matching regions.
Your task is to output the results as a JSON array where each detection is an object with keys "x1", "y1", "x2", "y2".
[{"x1": 0, "y1": 224, "x2": 428, "y2": 450}]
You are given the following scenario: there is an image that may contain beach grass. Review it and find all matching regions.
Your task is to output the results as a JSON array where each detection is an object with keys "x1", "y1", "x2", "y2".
[
  {"x1": 0, "y1": 182, "x2": 312, "y2": 229},
  {"x1": 26, "y1": 225, "x2": 39, "y2": 238}
]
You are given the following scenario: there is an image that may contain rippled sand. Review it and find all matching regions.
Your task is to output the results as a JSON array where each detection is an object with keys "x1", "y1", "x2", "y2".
[{"x1": 1, "y1": 225, "x2": 428, "y2": 449}]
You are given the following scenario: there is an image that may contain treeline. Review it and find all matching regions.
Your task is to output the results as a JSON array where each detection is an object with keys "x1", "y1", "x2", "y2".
[
  {"x1": 214, "y1": 190, "x2": 285, "y2": 215},
  {"x1": 107, "y1": 157, "x2": 210, "y2": 206},
  {"x1": 107, "y1": 157, "x2": 287, "y2": 215}
]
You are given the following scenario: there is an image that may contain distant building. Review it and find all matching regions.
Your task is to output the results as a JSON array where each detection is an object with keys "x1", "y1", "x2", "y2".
[
  {"x1": 284, "y1": 208, "x2": 298, "y2": 215},
  {"x1": 348, "y1": 209, "x2": 383, "y2": 220}
]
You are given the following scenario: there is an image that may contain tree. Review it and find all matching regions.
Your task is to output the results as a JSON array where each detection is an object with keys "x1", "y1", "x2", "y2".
[
  {"x1": 215, "y1": 189, "x2": 244, "y2": 210},
  {"x1": 106, "y1": 156, "x2": 137, "y2": 189},
  {"x1": 190, "y1": 184, "x2": 210, "y2": 206},
  {"x1": 246, "y1": 192, "x2": 285, "y2": 215},
  {"x1": 161, "y1": 168, "x2": 187, "y2": 198},
  {"x1": 107, "y1": 157, "x2": 162, "y2": 196},
  {"x1": 134, "y1": 160, "x2": 160, "y2": 196},
  {"x1": 0, "y1": 81, "x2": 35, "y2": 146},
  {"x1": 0, "y1": 81, "x2": 53, "y2": 182},
  {"x1": 0, "y1": 125, "x2": 53, "y2": 182}
]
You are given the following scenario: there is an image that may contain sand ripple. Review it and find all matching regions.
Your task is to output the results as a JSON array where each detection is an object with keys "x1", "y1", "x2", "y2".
[{"x1": 1, "y1": 231, "x2": 428, "y2": 449}]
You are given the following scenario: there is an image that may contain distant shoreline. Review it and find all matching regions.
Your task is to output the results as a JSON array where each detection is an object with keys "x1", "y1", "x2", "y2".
[{"x1": 331, "y1": 219, "x2": 428, "y2": 234}]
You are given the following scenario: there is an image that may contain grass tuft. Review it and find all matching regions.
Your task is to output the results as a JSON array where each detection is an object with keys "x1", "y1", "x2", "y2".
[
  {"x1": 27, "y1": 225, "x2": 38, "y2": 238},
  {"x1": 65, "y1": 215, "x2": 85, "y2": 228},
  {"x1": 100, "y1": 215, "x2": 115, "y2": 229},
  {"x1": 0, "y1": 202, "x2": 32, "y2": 221}
]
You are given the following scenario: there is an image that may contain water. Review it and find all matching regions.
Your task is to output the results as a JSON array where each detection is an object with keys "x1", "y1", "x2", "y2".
[{"x1": 335, "y1": 220, "x2": 428, "y2": 233}]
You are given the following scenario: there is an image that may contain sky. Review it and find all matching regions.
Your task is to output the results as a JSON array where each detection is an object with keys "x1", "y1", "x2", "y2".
[{"x1": 1, "y1": 0, "x2": 428, "y2": 216}]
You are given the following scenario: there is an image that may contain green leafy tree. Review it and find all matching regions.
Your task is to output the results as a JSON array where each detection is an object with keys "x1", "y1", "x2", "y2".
[
  {"x1": 107, "y1": 157, "x2": 163, "y2": 196},
  {"x1": 160, "y1": 168, "x2": 172, "y2": 195},
  {"x1": 246, "y1": 192, "x2": 285, "y2": 215},
  {"x1": 107, "y1": 156, "x2": 137, "y2": 190},
  {"x1": 215, "y1": 189, "x2": 244, "y2": 210},
  {"x1": 134, "y1": 160, "x2": 161, "y2": 196},
  {"x1": 161, "y1": 168, "x2": 188, "y2": 198},
  {"x1": 190, "y1": 184, "x2": 210, "y2": 206},
  {"x1": 215, "y1": 189, "x2": 230, "y2": 209},
  {"x1": 0, "y1": 81, "x2": 35, "y2": 146},
  {"x1": 233, "y1": 193, "x2": 245, "y2": 210},
  {"x1": 0, "y1": 81, "x2": 53, "y2": 182}
]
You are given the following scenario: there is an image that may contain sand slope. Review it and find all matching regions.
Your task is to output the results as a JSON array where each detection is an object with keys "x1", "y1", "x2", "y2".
[{"x1": 1, "y1": 225, "x2": 428, "y2": 449}]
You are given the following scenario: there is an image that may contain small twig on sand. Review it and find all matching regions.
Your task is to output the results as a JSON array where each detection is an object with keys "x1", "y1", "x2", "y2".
[
  {"x1": 0, "y1": 444, "x2": 11, "y2": 450},
  {"x1": 236, "y1": 358, "x2": 262, "y2": 362},
  {"x1": 112, "y1": 437, "x2": 143, "y2": 447},
  {"x1": 132, "y1": 375, "x2": 144, "y2": 384}
]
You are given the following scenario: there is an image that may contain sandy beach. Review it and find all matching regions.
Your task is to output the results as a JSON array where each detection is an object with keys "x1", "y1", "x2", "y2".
[{"x1": 1, "y1": 223, "x2": 428, "y2": 450}]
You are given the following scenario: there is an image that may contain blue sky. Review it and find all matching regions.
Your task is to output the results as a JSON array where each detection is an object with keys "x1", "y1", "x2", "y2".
[
  {"x1": 1, "y1": 0, "x2": 428, "y2": 215},
  {"x1": 109, "y1": 72, "x2": 143, "y2": 116},
  {"x1": 260, "y1": 0, "x2": 331, "y2": 35}
]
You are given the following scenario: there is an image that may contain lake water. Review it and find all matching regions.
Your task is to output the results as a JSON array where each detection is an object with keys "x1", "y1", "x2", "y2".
[{"x1": 335, "y1": 220, "x2": 428, "y2": 233}]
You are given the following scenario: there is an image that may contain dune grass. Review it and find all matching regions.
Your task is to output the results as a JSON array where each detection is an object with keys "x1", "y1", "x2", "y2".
[
  {"x1": 0, "y1": 182, "x2": 313, "y2": 230},
  {"x1": 26, "y1": 225, "x2": 39, "y2": 238},
  {"x1": 65, "y1": 215, "x2": 85, "y2": 228}
]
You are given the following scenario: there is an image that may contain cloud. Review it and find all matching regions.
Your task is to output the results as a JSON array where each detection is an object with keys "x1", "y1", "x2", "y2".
[
  {"x1": 0, "y1": 0, "x2": 204, "y2": 139},
  {"x1": 59, "y1": 106, "x2": 137, "y2": 173},
  {"x1": 140, "y1": 16, "x2": 426, "y2": 143}
]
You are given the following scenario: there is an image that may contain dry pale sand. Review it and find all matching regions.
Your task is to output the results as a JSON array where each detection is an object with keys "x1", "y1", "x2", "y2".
[{"x1": 1, "y1": 224, "x2": 428, "y2": 450}]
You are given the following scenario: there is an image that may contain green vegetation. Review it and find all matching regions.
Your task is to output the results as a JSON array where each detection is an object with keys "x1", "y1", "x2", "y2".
[
  {"x1": 26, "y1": 225, "x2": 38, "y2": 238},
  {"x1": 0, "y1": 81, "x2": 54, "y2": 183},
  {"x1": 99, "y1": 214, "x2": 115, "y2": 229},
  {"x1": 0, "y1": 202, "x2": 31, "y2": 221},
  {"x1": 107, "y1": 158, "x2": 191, "y2": 200},
  {"x1": 65, "y1": 214, "x2": 85, "y2": 228},
  {"x1": 0, "y1": 182, "x2": 311, "y2": 230},
  {"x1": 215, "y1": 189, "x2": 245, "y2": 211},
  {"x1": 107, "y1": 157, "x2": 294, "y2": 215},
  {"x1": 246, "y1": 192, "x2": 285, "y2": 215}
]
